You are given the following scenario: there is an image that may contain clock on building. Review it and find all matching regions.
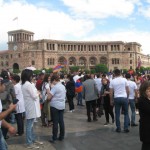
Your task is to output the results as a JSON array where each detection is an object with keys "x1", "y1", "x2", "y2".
[{"x1": 13, "y1": 45, "x2": 18, "y2": 51}]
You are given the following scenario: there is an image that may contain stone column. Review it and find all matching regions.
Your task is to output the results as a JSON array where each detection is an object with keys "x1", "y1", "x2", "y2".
[{"x1": 54, "y1": 43, "x2": 57, "y2": 51}]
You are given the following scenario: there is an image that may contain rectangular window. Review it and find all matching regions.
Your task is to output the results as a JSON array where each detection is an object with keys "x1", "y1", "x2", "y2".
[
  {"x1": 130, "y1": 60, "x2": 132, "y2": 64},
  {"x1": 47, "y1": 43, "x2": 49, "y2": 50},
  {"x1": 117, "y1": 59, "x2": 119, "y2": 64},
  {"x1": 99, "y1": 45, "x2": 101, "y2": 51},
  {"x1": 32, "y1": 60, "x2": 35, "y2": 65},
  {"x1": 31, "y1": 52, "x2": 34, "y2": 57},
  {"x1": 111, "y1": 45, "x2": 113, "y2": 51},
  {"x1": 117, "y1": 45, "x2": 120, "y2": 51},
  {"x1": 130, "y1": 54, "x2": 132, "y2": 57},
  {"x1": 105, "y1": 45, "x2": 107, "y2": 51},
  {"x1": 112, "y1": 58, "x2": 114, "y2": 64}
]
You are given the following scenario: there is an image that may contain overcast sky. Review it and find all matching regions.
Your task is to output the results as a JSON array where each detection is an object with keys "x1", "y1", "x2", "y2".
[{"x1": 0, "y1": 0, "x2": 150, "y2": 54}]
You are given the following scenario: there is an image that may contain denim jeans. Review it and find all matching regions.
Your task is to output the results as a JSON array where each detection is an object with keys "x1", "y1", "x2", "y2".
[
  {"x1": 0, "y1": 129, "x2": 8, "y2": 150},
  {"x1": 26, "y1": 118, "x2": 36, "y2": 145},
  {"x1": 77, "y1": 92, "x2": 82, "y2": 105},
  {"x1": 50, "y1": 107, "x2": 65, "y2": 140},
  {"x1": 128, "y1": 99, "x2": 136, "y2": 124},
  {"x1": 114, "y1": 97, "x2": 129, "y2": 130}
]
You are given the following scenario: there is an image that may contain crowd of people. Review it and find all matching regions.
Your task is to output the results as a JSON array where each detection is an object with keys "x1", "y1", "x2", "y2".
[{"x1": 0, "y1": 68, "x2": 150, "y2": 150}]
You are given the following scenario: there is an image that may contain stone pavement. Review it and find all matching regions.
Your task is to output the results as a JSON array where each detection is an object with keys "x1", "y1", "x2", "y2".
[{"x1": 7, "y1": 103, "x2": 141, "y2": 150}]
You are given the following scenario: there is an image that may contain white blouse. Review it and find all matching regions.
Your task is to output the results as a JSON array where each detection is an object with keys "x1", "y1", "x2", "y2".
[
  {"x1": 31, "y1": 83, "x2": 41, "y2": 118},
  {"x1": 21, "y1": 81, "x2": 38, "y2": 119}
]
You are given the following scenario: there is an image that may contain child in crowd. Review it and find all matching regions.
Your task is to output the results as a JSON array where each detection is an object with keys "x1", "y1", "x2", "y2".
[{"x1": 139, "y1": 81, "x2": 150, "y2": 150}]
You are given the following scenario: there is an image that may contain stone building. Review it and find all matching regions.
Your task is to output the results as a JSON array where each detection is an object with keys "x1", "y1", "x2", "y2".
[{"x1": 0, "y1": 29, "x2": 150, "y2": 72}]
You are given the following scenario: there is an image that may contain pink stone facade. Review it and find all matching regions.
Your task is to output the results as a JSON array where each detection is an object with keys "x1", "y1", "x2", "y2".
[{"x1": 0, "y1": 29, "x2": 150, "y2": 72}]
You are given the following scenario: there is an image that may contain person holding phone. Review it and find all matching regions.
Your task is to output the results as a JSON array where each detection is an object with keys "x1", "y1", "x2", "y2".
[
  {"x1": 0, "y1": 79, "x2": 16, "y2": 150},
  {"x1": 12, "y1": 75, "x2": 25, "y2": 136}
]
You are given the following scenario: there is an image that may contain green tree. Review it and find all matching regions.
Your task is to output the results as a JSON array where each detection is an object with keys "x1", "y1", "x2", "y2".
[
  {"x1": 95, "y1": 64, "x2": 108, "y2": 73},
  {"x1": 13, "y1": 69, "x2": 20, "y2": 74},
  {"x1": 122, "y1": 69, "x2": 128, "y2": 74},
  {"x1": 139, "y1": 66, "x2": 146, "y2": 73},
  {"x1": 45, "y1": 68, "x2": 53, "y2": 73},
  {"x1": 70, "y1": 66, "x2": 79, "y2": 73},
  {"x1": 33, "y1": 70, "x2": 41, "y2": 75},
  {"x1": 84, "y1": 69, "x2": 90, "y2": 74},
  {"x1": 91, "y1": 69, "x2": 96, "y2": 74},
  {"x1": 61, "y1": 68, "x2": 68, "y2": 74}
]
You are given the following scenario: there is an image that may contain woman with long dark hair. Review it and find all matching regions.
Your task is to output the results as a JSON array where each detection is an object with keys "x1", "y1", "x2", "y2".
[
  {"x1": 41, "y1": 74, "x2": 51, "y2": 126},
  {"x1": 139, "y1": 81, "x2": 150, "y2": 150},
  {"x1": 21, "y1": 69, "x2": 43, "y2": 149}
]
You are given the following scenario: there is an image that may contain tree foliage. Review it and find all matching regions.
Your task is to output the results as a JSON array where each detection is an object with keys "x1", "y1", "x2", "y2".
[
  {"x1": 95, "y1": 64, "x2": 108, "y2": 73},
  {"x1": 13, "y1": 69, "x2": 20, "y2": 74},
  {"x1": 122, "y1": 69, "x2": 128, "y2": 74},
  {"x1": 70, "y1": 66, "x2": 79, "y2": 73}
]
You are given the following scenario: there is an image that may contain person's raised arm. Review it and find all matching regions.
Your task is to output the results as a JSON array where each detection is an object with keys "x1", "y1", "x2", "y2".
[{"x1": 0, "y1": 103, "x2": 16, "y2": 120}]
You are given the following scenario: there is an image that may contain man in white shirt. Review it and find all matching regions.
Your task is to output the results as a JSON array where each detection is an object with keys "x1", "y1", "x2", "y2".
[
  {"x1": 94, "y1": 74, "x2": 102, "y2": 94},
  {"x1": 12, "y1": 75, "x2": 25, "y2": 136},
  {"x1": 109, "y1": 69, "x2": 129, "y2": 133},
  {"x1": 0, "y1": 79, "x2": 16, "y2": 150},
  {"x1": 125, "y1": 73, "x2": 138, "y2": 126}
]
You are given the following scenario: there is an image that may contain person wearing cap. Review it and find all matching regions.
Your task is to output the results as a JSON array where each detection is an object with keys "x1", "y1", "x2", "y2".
[{"x1": 0, "y1": 79, "x2": 16, "y2": 150}]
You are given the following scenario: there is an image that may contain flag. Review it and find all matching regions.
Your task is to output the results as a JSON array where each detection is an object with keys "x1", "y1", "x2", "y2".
[
  {"x1": 13, "y1": 17, "x2": 18, "y2": 21},
  {"x1": 137, "y1": 56, "x2": 142, "y2": 69},
  {"x1": 53, "y1": 64, "x2": 63, "y2": 73}
]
